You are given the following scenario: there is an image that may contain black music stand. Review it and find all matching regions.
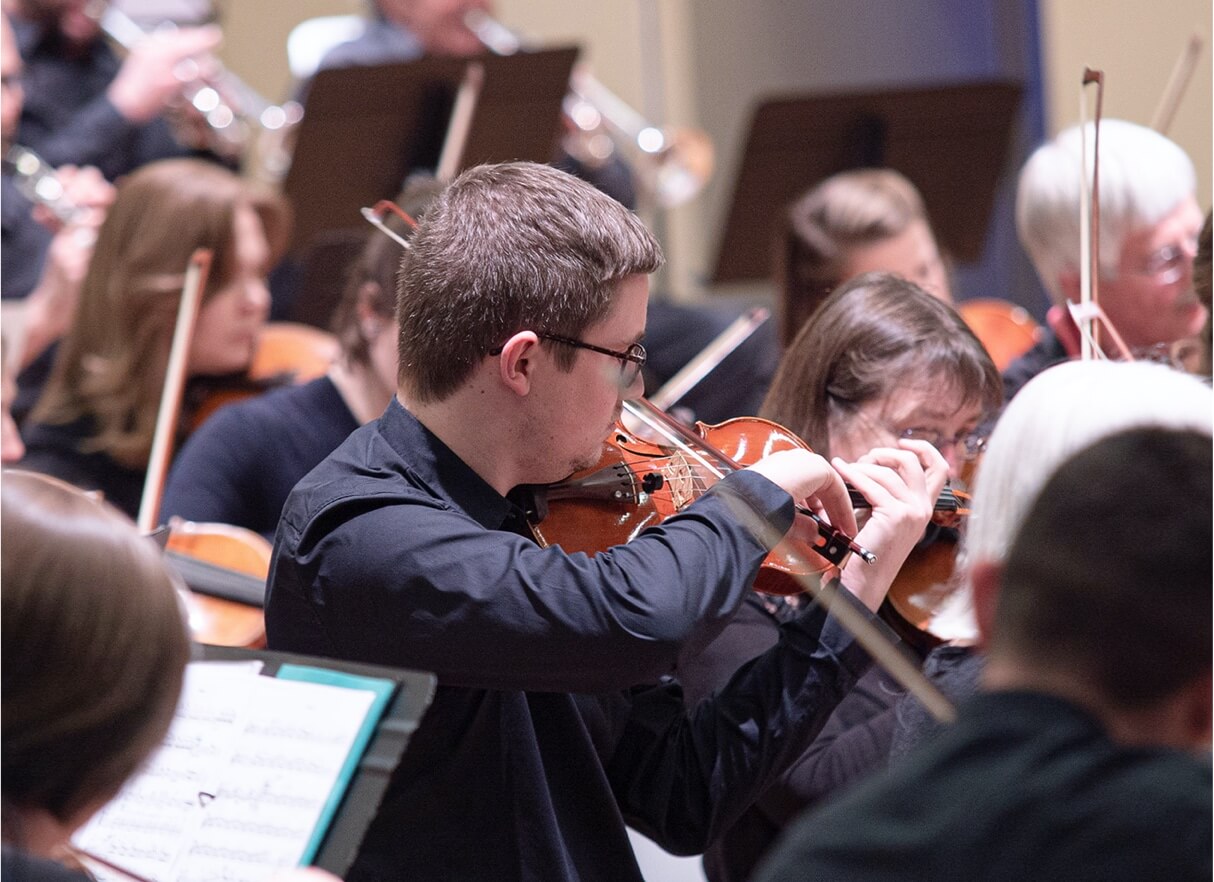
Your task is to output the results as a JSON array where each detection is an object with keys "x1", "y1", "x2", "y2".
[
  {"x1": 198, "y1": 644, "x2": 436, "y2": 878},
  {"x1": 711, "y1": 80, "x2": 1023, "y2": 283},
  {"x1": 283, "y1": 48, "x2": 578, "y2": 260}
]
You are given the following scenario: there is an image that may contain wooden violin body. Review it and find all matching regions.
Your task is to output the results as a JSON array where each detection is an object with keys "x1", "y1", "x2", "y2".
[
  {"x1": 530, "y1": 415, "x2": 860, "y2": 596},
  {"x1": 881, "y1": 459, "x2": 978, "y2": 652},
  {"x1": 958, "y1": 298, "x2": 1042, "y2": 372},
  {"x1": 166, "y1": 518, "x2": 269, "y2": 648}
]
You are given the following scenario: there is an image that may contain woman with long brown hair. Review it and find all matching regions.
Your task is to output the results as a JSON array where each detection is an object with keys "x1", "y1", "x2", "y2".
[{"x1": 20, "y1": 157, "x2": 288, "y2": 516}]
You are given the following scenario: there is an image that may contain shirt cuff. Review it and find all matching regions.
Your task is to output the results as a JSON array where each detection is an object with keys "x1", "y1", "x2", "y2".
[{"x1": 710, "y1": 469, "x2": 796, "y2": 549}]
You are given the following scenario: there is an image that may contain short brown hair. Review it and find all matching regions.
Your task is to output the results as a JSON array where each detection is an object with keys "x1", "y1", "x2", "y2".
[
  {"x1": 396, "y1": 162, "x2": 662, "y2": 403},
  {"x1": 993, "y1": 427, "x2": 1211, "y2": 708},
  {"x1": 30, "y1": 158, "x2": 289, "y2": 468},
  {"x1": 760, "y1": 272, "x2": 1001, "y2": 456},
  {"x1": 1, "y1": 470, "x2": 190, "y2": 828},
  {"x1": 777, "y1": 169, "x2": 933, "y2": 346}
]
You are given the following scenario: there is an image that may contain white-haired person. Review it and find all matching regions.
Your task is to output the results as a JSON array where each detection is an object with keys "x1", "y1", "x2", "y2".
[
  {"x1": 752, "y1": 424, "x2": 1212, "y2": 881},
  {"x1": 1006, "y1": 119, "x2": 1206, "y2": 399},
  {"x1": 890, "y1": 358, "x2": 1213, "y2": 758}
]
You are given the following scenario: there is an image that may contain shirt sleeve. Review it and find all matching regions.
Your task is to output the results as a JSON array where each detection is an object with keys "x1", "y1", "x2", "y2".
[
  {"x1": 604, "y1": 585, "x2": 877, "y2": 855},
  {"x1": 267, "y1": 469, "x2": 796, "y2": 692}
]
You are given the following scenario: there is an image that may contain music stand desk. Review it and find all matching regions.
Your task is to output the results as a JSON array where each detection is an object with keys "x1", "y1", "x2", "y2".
[{"x1": 712, "y1": 80, "x2": 1022, "y2": 283}]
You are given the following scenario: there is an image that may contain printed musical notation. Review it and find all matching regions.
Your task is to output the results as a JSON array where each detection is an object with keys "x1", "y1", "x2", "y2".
[{"x1": 75, "y1": 660, "x2": 384, "y2": 882}]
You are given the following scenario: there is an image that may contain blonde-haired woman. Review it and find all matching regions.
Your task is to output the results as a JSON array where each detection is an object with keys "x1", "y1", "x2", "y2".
[{"x1": 777, "y1": 168, "x2": 951, "y2": 346}]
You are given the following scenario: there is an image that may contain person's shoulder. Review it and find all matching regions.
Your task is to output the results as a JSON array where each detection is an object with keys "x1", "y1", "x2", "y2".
[
  {"x1": 2, "y1": 848, "x2": 92, "y2": 882},
  {"x1": 276, "y1": 415, "x2": 431, "y2": 535},
  {"x1": 1001, "y1": 327, "x2": 1068, "y2": 401},
  {"x1": 10, "y1": 15, "x2": 44, "y2": 56},
  {"x1": 316, "y1": 20, "x2": 422, "y2": 72},
  {"x1": 197, "y1": 378, "x2": 343, "y2": 440},
  {"x1": 1029, "y1": 746, "x2": 1211, "y2": 881}
]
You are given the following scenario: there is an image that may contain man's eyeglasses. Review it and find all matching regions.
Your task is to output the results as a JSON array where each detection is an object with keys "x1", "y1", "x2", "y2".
[
  {"x1": 897, "y1": 427, "x2": 986, "y2": 461},
  {"x1": 490, "y1": 332, "x2": 647, "y2": 386},
  {"x1": 1135, "y1": 236, "x2": 1198, "y2": 285}
]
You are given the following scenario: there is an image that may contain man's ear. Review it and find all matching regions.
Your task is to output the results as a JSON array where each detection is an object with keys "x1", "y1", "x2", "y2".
[
  {"x1": 496, "y1": 331, "x2": 541, "y2": 397},
  {"x1": 971, "y1": 559, "x2": 1004, "y2": 652}
]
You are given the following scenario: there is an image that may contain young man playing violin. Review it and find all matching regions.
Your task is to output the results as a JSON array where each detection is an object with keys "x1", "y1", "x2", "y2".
[{"x1": 265, "y1": 161, "x2": 947, "y2": 882}]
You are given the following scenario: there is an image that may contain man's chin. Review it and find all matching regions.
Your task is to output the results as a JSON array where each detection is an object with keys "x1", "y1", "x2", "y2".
[{"x1": 569, "y1": 441, "x2": 608, "y2": 476}]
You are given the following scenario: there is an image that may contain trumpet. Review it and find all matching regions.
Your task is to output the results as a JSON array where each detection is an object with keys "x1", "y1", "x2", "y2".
[
  {"x1": 90, "y1": 3, "x2": 301, "y2": 179},
  {"x1": 4, "y1": 145, "x2": 81, "y2": 224},
  {"x1": 464, "y1": 10, "x2": 714, "y2": 208}
]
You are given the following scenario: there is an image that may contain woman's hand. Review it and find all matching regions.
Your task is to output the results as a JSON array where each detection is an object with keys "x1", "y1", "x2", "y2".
[{"x1": 829, "y1": 439, "x2": 948, "y2": 611}]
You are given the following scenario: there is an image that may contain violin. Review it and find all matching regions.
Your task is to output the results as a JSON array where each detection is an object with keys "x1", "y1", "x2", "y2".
[
  {"x1": 165, "y1": 518, "x2": 269, "y2": 648},
  {"x1": 957, "y1": 299, "x2": 1043, "y2": 372},
  {"x1": 530, "y1": 402, "x2": 875, "y2": 595},
  {"x1": 187, "y1": 321, "x2": 341, "y2": 432},
  {"x1": 878, "y1": 452, "x2": 979, "y2": 652},
  {"x1": 530, "y1": 399, "x2": 959, "y2": 722}
]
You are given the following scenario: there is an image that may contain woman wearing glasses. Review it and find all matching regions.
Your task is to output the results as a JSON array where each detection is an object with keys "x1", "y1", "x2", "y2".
[{"x1": 678, "y1": 272, "x2": 1002, "y2": 882}]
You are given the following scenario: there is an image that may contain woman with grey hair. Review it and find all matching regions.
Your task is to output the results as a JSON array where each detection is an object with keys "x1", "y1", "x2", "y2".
[{"x1": 892, "y1": 358, "x2": 1213, "y2": 756}]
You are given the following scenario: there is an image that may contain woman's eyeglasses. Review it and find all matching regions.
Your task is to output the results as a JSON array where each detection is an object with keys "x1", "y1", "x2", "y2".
[{"x1": 897, "y1": 427, "x2": 986, "y2": 461}]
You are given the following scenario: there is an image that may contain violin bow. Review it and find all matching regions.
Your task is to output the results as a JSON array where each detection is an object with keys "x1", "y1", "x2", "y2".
[
  {"x1": 436, "y1": 60, "x2": 485, "y2": 183},
  {"x1": 137, "y1": 249, "x2": 212, "y2": 535},
  {"x1": 1151, "y1": 33, "x2": 1203, "y2": 135},
  {"x1": 621, "y1": 397, "x2": 875, "y2": 567},
  {"x1": 1077, "y1": 67, "x2": 1104, "y2": 363},
  {"x1": 648, "y1": 306, "x2": 771, "y2": 412},
  {"x1": 1074, "y1": 67, "x2": 1137, "y2": 363}
]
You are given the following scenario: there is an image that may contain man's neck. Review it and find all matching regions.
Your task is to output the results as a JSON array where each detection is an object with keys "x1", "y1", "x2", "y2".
[
  {"x1": 329, "y1": 360, "x2": 393, "y2": 425},
  {"x1": 982, "y1": 657, "x2": 1209, "y2": 752},
  {"x1": 1045, "y1": 304, "x2": 1082, "y2": 358},
  {"x1": 400, "y1": 389, "x2": 523, "y2": 497}
]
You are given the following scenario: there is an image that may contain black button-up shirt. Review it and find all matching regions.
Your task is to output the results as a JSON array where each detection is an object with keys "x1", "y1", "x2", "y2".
[{"x1": 267, "y1": 398, "x2": 875, "y2": 881}]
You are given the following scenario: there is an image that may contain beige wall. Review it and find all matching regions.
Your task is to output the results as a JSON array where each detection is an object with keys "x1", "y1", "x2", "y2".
[
  {"x1": 216, "y1": 0, "x2": 363, "y2": 100},
  {"x1": 1039, "y1": 0, "x2": 1212, "y2": 210},
  {"x1": 217, "y1": 2, "x2": 1212, "y2": 302}
]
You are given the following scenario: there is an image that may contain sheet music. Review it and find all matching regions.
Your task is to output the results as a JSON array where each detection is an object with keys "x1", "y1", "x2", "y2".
[{"x1": 75, "y1": 661, "x2": 379, "y2": 882}]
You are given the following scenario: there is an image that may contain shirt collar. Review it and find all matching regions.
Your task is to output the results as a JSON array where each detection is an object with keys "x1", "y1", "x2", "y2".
[{"x1": 378, "y1": 397, "x2": 523, "y2": 532}]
